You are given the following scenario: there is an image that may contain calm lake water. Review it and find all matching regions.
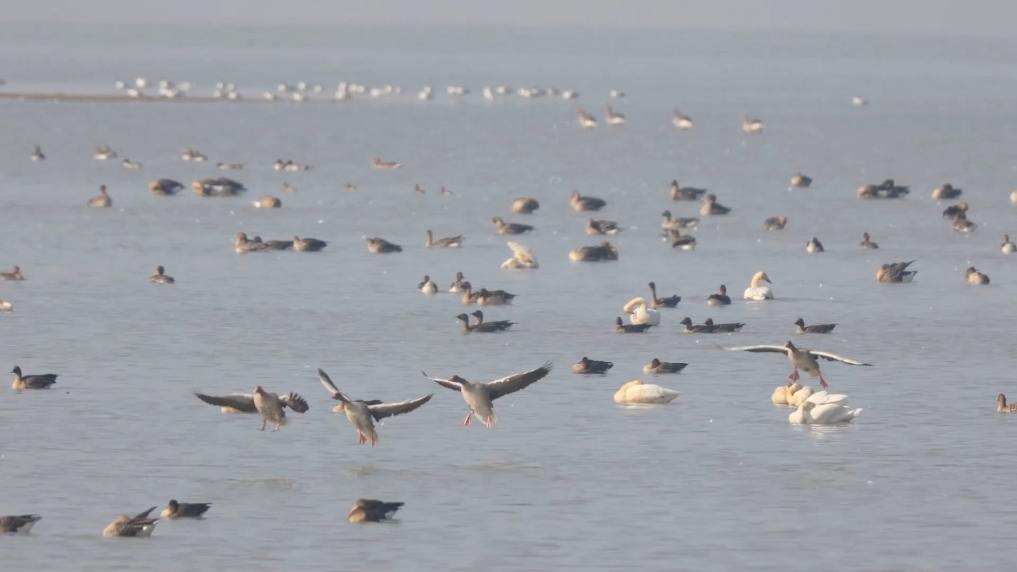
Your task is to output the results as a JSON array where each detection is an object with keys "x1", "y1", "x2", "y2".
[{"x1": 1, "y1": 23, "x2": 1016, "y2": 571}]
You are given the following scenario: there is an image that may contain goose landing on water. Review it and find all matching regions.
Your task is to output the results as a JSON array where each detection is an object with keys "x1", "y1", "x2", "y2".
[
  {"x1": 725, "y1": 341, "x2": 871, "y2": 388},
  {"x1": 318, "y1": 369, "x2": 432, "y2": 446},
  {"x1": 423, "y1": 362, "x2": 552, "y2": 428}
]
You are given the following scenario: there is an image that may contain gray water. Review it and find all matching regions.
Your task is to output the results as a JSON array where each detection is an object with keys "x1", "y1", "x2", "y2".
[{"x1": 1, "y1": 23, "x2": 1016, "y2": 571}]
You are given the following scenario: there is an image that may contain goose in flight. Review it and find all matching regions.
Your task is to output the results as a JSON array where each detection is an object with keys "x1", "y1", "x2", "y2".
[
  {"x1": 422, "y1": 362, "x2": 552, "y2": 428},
  {"x1": 726, "y1": 341, "x2": 871, "y2": 388},
  {"x1": 318, "y1": 368, "x2": 432, "y2": 446},
  {"x1": 194, "y1": 390, "x2": 309, "y2": 414}
]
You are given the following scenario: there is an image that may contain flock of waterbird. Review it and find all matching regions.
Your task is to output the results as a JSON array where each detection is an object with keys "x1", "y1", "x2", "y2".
[{"x1": 3, "y1": 83, "x2": 1017, "y2": 539}]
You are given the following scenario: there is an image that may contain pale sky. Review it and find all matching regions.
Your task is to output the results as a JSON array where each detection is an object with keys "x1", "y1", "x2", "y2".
[{"x1": 2, "y1": 0, "x2": 1015, "y2": 36}]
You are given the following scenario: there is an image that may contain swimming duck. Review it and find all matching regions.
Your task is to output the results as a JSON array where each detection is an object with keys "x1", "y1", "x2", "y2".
[
  {"x1": 93, "y1": 145, "x2": 117, "y2": 160},
  {"x1": 1002, "y1": 234, "x2": 1016, "y2": 254},
  {"x1": 366, "y1": 237, "x2": 402, "y2": 253},
  {"x1": 860, "y1": 232, "x2": 879, "y2": 249},
  {"x1": 806, "y1": 237, "x2": 825, "y2": 253},
  {"x1": 707, "y1": 285, "x2": 731, "y2": 306},
  {"x1": 877, "y1": 260, "x2": 917, "y2": 283},
  {"x1": 492, "y1": 216, "x2": 534, "y2": 235},
  {"x1": 88, "y1": 185, "x2": 112, "y2": 208},
  {"x1": 30, "y1": 145, "x2": 45, "y2": 161},
  {"x1": 572, "y1": 357, "x2": 613, "y2": 374},
  {"x1": 789, "y1": 173, "x2": 812, "y2": 189},
  {"x1": 0, "y1": 300, "x2": 11, "y2": 312},
  {"x1": 997, "y1": 393, "x2": 1017, "y2": 413},
  {"x1": 702, "y1": 318, "x2": 745, "y2": 333},
  {"x1": 192, "y1": 177, "x2": 245, "y2": 196},
  {"x1": 348, "y1": 499, "x2": 404, "y2": 523},
  {"x1": 648, "y1": 281, "x2": 681, "y2": 308},
  {"x1": 794, "y1": 318, "x2": 836, "y2": 334},
  {"x1": 448, "y1": 272, "x2": 468, "y2": 292},
  {"x1": 0, "y1": 266, "x2": 25, "y2": 281},
  {"x1": 233, "y1": 232, "x2": 267, "y2": 253},
  {"x1": 252, "y1": 195, "x2": 281, "y2": 208},
  {"x1": 318, "y1": 369, "x2": 432, "y2": 445},
  {"x1": 679, "y1": 317, "x2": 712, "y2": 334},
  {"x1": 613, "y1": 380, "x2": 679, "y2": 404},
  {"x1": 669, "y1": 181, "x2": 706, "y2": 201},
  {"x1": 293, "y1": 236, "x2": 327, "y2": 252},
  {"x1": 576, "y1": 109, "x2": 598, "y2": 128},
  {"x1": 371, "y1": 158, "x2": 401, "y2": 170},
  {"x1": 181, "y1": 148, "x2": 207, "y2": 162},
  {"x1": 616, "y1": 317, "x2": 653, "y2": 333},
  {"x1": 501, "y1": 241, "x2": 538, "y2": 270},
  {"x1": 426, "y1": 230, "x2": 463, "y2": 248},
  {"x1": 423, "y1": 362, "x2": 552, "y2": 428},
  {"x1": 877, "y1": 179, "x2": 910, "y2": 198},
  {"x1": 672, "y1": 111, "x2": 694, "y2": 130},
  {"x1": 461, "y1": 285, "x2": 515, "y2": 306},
  {"x1": 512, "y1": 197, "x2": 540, "y2": 214},
  {"x1": 741, "y1": 114, "x2": 764, "y2": 133},
  {"x1": 149, "y1": 179, "x2": 183, "y2": 196},
  {"x1": 194, "y1": 390, "x2": 309, "y2": 415},
  {"x1": 623, "y1": 297, "x2": 661, "y2": 326},
  {"x1": 103, "y1": 507, "x2": 158, "y2": 538},
  {"x1": 643, "y1": 358, "x2": 687, "y2": 374},
  {"x1": 942, "y1": 201, "x2": 968, "y2": 219},
  {"x1": 10, "y1": 366, "x2": 57, "y2": 391},
  {"x1": 668, "y1": 230, "x2": 697, "y2": 251},
  {"x1": 569, "y1": 242, "x2": 618, "y2": 262},
  {"x1": 726, "y1": 341, "x2": 871, "y2": 388},
  {"x1": 418, "y1": 275, "x2": 438, "y2": 294},
  {"x1": 161, "y1": 500, "x2": 211, "y2": 519},
  {"x1": 661, "y1": 210, "x2": 699, "y2": 230},
  {"x1": 468, "y1": 310, "x2": 514, "y2": 332},
  {"x1": 743, "y1": 271, "x2": 774, "y2": 301},
  {"x1": 788, "y1": 391, "x2": 862, "y2": 425},
  {"x1": 149, "y1": 265, "x2": 174, "y2": 284},
  {"x1": 965, "y1": 266, "x2": 990, "y2": 285},
  {"x1": 217, "y1": 162, "x2": 243, "y2": 171},
  {"x1": 852, "y1": 96, "x2": 867, "y2": 106},
  {"x1": 764, "y1": 216, "x2": 787, "y2": 231},
  {"x1": 282, "y1": 182, "x2": 297, "y2": 193},
  {"x1": 570, "y1": 191, "x2": 606, "y2": 212},
  {"x1": 0, "y1": 514, "x2": 41, "y2": 533},
  {"x1": 586, "y1": 219, "x2": 623, "y2": 235},
  {"x1": 605, "y1": 105, "x2": 625, "y2": 125},
  {"x1": 122, "y1": 158, "x2": 142, "y2": 170},
  {"x1": 952, "y1": 213, "x2": 977, "y2": 233},
  {"x1": 699, "y1": 193, "x2": 731, "y2": 216},
  {"x1": 932, "y1": 183, "x2": 962, "y2": 200}
]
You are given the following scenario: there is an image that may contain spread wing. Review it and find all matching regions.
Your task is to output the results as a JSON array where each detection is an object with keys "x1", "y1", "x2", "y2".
[
  {"x1": 280, "y1": 392, "x2": 310, "y2": 413},
  {"x1": 368, "y1": 394, "x2": 433, "y2": 420},
  {"x1": 507, "y1": 241, "x2": 536, "y2": 264},
  {"x1": 318, "y1": 369, "x2": 351, "y2": 403},
  {"x1": 194, "y1": 392, "x2": 256, "y2": 413},
  {"x1": 484, "y1": 361, "x2": 552, "y2": 400},
  {"x1": 807, "y1": 351, "x2": 872, "y2": 366},
  {"x1": 724, "y1": 345, "x2": 789, "y2": 356},
  {"x1": 806, "y1": 391, "x2": 849, "y2": 405},
  {"x1": 421, "y1": 372, "x2": 464, "y2": 392},
  {"x1": 132, "y1": 506, "x2": 158, "y2": 522}
]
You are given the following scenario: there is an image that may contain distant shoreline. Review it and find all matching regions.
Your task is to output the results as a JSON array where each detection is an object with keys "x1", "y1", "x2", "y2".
[{"x1": 0, "y1": 91, "x2": 295, "y2": 104}]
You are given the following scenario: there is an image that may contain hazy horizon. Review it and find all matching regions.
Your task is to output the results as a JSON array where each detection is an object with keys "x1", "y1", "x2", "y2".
[{"x1": 2, "y1": 0, "x2": 1016, "y2": 38}]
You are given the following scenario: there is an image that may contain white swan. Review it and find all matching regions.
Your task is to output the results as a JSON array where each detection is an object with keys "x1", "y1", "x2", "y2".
[
  {"x1": 788, "y1": 391, "x2": 861, "y2": 425},
  {"x1": 771, "y1": 382, "x2": 801, "y2": 406},
  {"x1": 500, "y1": 241, "x2": 538, "y2": 270},
  {"x1": 743, "y1": 271, "x2": 774, "y2": 301},
  {"x1": 622, "y1": 297, "x2": 660, "y2": 326},
  {"x1": 787, "y1": 385, "x2": 814, "y2": 406},
  {"x1": 613, "y1": 380, "x2": 679, "y2": 405}
]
